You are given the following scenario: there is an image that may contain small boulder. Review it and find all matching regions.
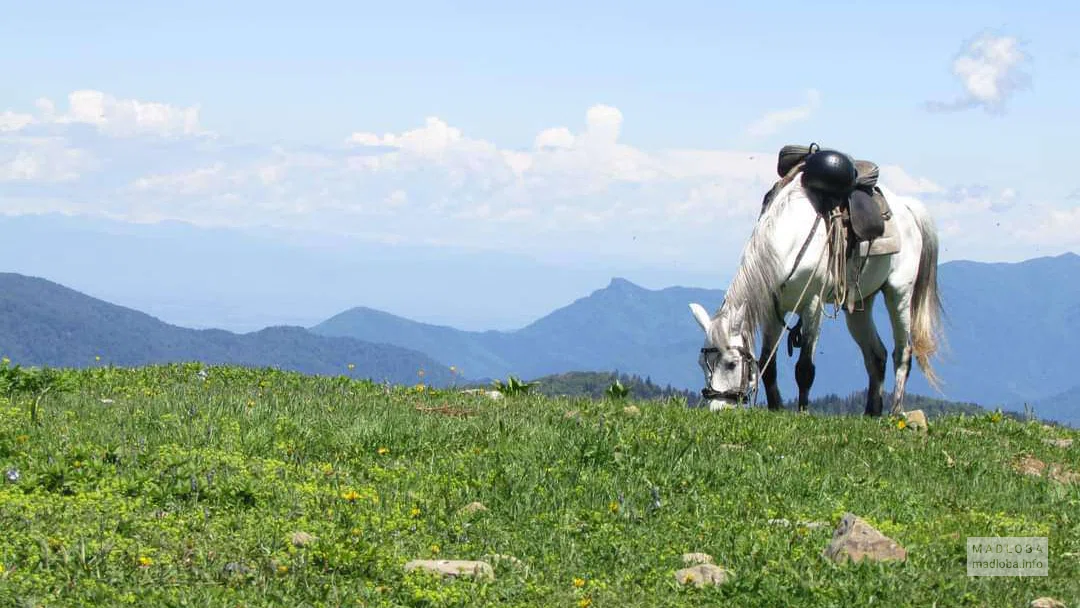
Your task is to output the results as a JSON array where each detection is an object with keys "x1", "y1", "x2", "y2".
[
  {"x1": 1044, "y1": 438, "x2": 1074, "y2": 449},
  {"x1": 290, "y1": 532, "x2": 317, "y2": 547},
  {"x1": 404, "y1": 559, "x2": 495, "y2": 582},
  {"x1": 1016, "y1": 455, "x2": 1047, "y2": 477},
  {"x1": 822, "y1": 513, "x2": 907, "y2": 564},
  {"x1": 674, "y1": 563, "x2": 732, "y2": 588},
  {"x1": 902, "y1": 409, "x2": 928, "y2": 432},
  {"x1": 1029, "y1": 598, "x2": 1066, "y2": 608},
  {"x1": 458, "y1": 501, "x2": 488, "y2": 516},
  {"x1": 623, "y1": 405, "x2": 641, "y2": 417}
]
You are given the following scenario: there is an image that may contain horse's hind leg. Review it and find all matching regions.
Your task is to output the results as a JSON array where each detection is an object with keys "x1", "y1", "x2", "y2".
[
  {"x1": 844, "y1": 294, "x2": 887, "y2": 416},
  {"x1": 883, "y1": 283, "x2": 914, "y2": 416}
]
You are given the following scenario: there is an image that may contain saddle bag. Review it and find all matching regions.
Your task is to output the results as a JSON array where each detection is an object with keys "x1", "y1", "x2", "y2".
[{"x1": 848, "y1": 188, "x2": 885, "y2": 241}]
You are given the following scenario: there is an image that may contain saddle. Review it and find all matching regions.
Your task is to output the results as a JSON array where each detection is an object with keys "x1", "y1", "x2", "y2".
[{"x1": 763, "y1": 143, "x2": 900, "y2": 258}]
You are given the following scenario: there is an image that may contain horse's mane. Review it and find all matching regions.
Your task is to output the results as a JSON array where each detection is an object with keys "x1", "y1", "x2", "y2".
[{"x1": 707, "y1": 176, "x2": 804, "y2": 348}]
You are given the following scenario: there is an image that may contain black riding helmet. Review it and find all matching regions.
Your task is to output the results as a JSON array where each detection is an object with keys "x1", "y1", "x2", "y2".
[{"x1": 800, "y1": 149, "x2": 857, "y2": 195}]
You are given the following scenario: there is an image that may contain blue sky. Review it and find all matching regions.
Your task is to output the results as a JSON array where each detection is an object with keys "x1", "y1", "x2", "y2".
[{"x1": 1, "y1": 1, "x2": 1078, "y2": 330}]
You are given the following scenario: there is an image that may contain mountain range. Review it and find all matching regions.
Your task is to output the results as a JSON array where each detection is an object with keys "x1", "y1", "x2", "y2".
[
  {"x1": 0, "y1": 273, "x2": 454, "y2": 387},
  {"x1": 1, "y1": 251, "x2": 1077, "y2": 426}
]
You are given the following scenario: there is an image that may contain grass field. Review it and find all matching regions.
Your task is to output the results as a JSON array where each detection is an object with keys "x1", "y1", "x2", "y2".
[{"x1": 1, "y1": 363, "x2": 1077, "y2": 607}]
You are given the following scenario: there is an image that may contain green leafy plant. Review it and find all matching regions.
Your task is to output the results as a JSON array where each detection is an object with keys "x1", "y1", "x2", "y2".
[
  {"x1": 604, "y1": 378, "x2": 630, "y2": 400},
  {"x1": 0, "y1": 357, "x2": 75, "y2": 424},
  {"x1": 491, "y1": 375, "x2": 536, "y2": 397}
]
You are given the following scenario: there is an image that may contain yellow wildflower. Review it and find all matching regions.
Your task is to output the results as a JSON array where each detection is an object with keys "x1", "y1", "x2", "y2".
[
  {"x1": 578, "y1": 598, "x2": 592, "y2": 608},
  {"x1": 409, "y1": 506, "x2": 421, "y2": 518},
  {"x1": 341, "y1": 490, "x2": 360, "y2": 502},
  {"x1": 137, "y1": 556, "x2": 152, "y2": 568},
  {"x1": 377, "y1": 446, "x2": 389, "y2": 455},
  {"x1": 896, "y1": 418, "x2": 907, "y2": 430},
  {"x1": 573, "y1": 577, "x2": 586, "y2": 588}
]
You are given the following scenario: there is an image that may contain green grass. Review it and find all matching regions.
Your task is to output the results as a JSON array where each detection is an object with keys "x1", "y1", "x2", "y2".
[{"x1": 1, "y1": 363, "x2": 1077, "y2": 607}]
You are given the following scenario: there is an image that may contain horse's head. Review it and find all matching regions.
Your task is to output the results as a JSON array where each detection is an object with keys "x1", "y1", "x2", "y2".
[{"x1": 688, "y1": 301, "x2": 759, "y2": 411}]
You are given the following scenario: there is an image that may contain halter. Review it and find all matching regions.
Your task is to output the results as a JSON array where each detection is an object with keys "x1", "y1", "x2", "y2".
[{"x1": 699, "y1": 343, "x2": 759, "y2": 406}]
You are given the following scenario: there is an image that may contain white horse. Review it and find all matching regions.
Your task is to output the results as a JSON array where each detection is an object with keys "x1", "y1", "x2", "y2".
[{"x1": 687, "y1": 158, "x2": 945, "y2": 416}]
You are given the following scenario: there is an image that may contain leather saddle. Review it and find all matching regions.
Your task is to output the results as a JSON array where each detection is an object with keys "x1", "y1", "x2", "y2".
[{"x1": 767, "y1": 143, "x2": 892, "y2": 245}]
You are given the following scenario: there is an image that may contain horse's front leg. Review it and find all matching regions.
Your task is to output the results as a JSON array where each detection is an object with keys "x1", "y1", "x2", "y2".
[
  {"x1": 795, "y1": 298, "x2": 824, "y2": 412},
  {"x1": 759, "y1": 319, "x2": 784, "y2": 410}
]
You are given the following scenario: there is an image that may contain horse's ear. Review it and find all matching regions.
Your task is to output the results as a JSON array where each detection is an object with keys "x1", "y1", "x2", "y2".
[{"x1": 688, "y1": 302, "x2": 712, "y2": 333}]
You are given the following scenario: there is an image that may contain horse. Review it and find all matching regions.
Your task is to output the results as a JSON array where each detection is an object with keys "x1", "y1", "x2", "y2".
[{"x1": 687, "y1": 149, "x2": 945, "y2": 417}]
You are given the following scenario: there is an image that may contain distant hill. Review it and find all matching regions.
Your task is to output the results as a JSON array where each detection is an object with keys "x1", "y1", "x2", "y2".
[
  {"x1": 0, "y1": 273, "x2": 455, "y2": 386},
  {"x1": 312, "y1": 278, "x2": 718, "y2": 388},
  {"x1": 312, "y1": 253, "x2": 1080, "y2": 427},
  {"x1": 1035, "y1": 385, "x2": 1080, "y2": 426}
]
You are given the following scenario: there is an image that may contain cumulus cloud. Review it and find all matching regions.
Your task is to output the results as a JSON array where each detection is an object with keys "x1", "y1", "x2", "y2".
[
  {"x1": 0, "y1": 135, "x2": 96, "y2": 182},
  {"x1": 3, "y1": 90, "x2": 210, "y2": 138},
  {"x1": 879, "y1": 165, "x2": 945, "y2": 196},
  {"x1": 0, "y1": 90, "x2": 1069, "y2": 269},
  {"x1": 745, "y1": 89, "x2": 821, "y2": 137},
  {"x1": 925, "y1": 32, "x2": 1032, "y2": 113}
]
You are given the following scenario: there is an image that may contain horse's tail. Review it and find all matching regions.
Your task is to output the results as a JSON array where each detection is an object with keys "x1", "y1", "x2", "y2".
[{"x1": 909, "y1": 200, "x2": 946, "y2": 392}]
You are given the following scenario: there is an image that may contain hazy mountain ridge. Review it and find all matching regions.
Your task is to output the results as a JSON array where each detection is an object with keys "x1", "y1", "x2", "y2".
[{"x1": 0, "y1": 273, "x2": 456, "y2": 386}]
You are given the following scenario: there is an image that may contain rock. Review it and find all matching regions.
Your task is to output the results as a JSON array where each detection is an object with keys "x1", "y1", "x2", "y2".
[
  {"x1": 289, "y1": 532, "x2": 317, "y2": 547},
  {"x1": 458, "y1": 501, "x2": 488, "y2": 516},
  {"x1": 674, "y1": 563, "x2": 732, "y2": 588},
  {"x1": 623, "y1": 405, "x2": 641, "y2": 417},
  {"x1": 1047, "y1": 464, "x2": 1080, "y2": 485},
  {"x1": 1044, "y1": 438, "x2": 1074, "y2": 449},
  {"x1": 1014, "y1": 455, "x2": 1079, "y2": 484},
  {"x1": 404, "y1": 559, "x2": 494, "y2": 581},
  {"x1": 902, "y1": 409, "x2": 928, "y2": 432},
  {"x1": 822, "y1": 513, "x2": 907, "y2": 564},
  {"x1": 681, "y1": 552, "x2": 714, "y2": 565},
  {"x1": 1016, "y1": 455, "x2": 1048, "y2": 477},
  {"x1": 1029, "y1": 598, "x2": 1066, "y2": 608}
]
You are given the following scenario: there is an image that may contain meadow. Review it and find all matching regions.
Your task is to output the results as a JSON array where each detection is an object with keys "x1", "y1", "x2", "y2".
[{"x1": 0, "y1": 362, "x2": 1077, "y2": 607}]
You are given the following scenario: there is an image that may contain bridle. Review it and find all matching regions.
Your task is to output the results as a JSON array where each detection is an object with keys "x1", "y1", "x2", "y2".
[{"x1": 699, "y1": 343, "x2": 759, "y2": 406}]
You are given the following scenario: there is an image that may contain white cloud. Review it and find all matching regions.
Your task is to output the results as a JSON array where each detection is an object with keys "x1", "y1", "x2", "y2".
[
  {"x1": 0, "y1": 111, "x2": 36, "y2": 132},
  {"x1": 745, "y1": 89, "x2": 821, "y2": 137},
  {"x1": 925, "y1": 32, "x2": 1031, "y2": 113},
  {"x1": 879, "y1": 165, "x2": 945, "y2": 196},
  {"x1": 0, "y1": 135, "x2": 96, "y2": 182},
  {"x1": 3, "y1": 90, "x2": 211, "y2": 138},
  {"x1": 0, "y1": 90, "x2": 1072, "y2": 269}
]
